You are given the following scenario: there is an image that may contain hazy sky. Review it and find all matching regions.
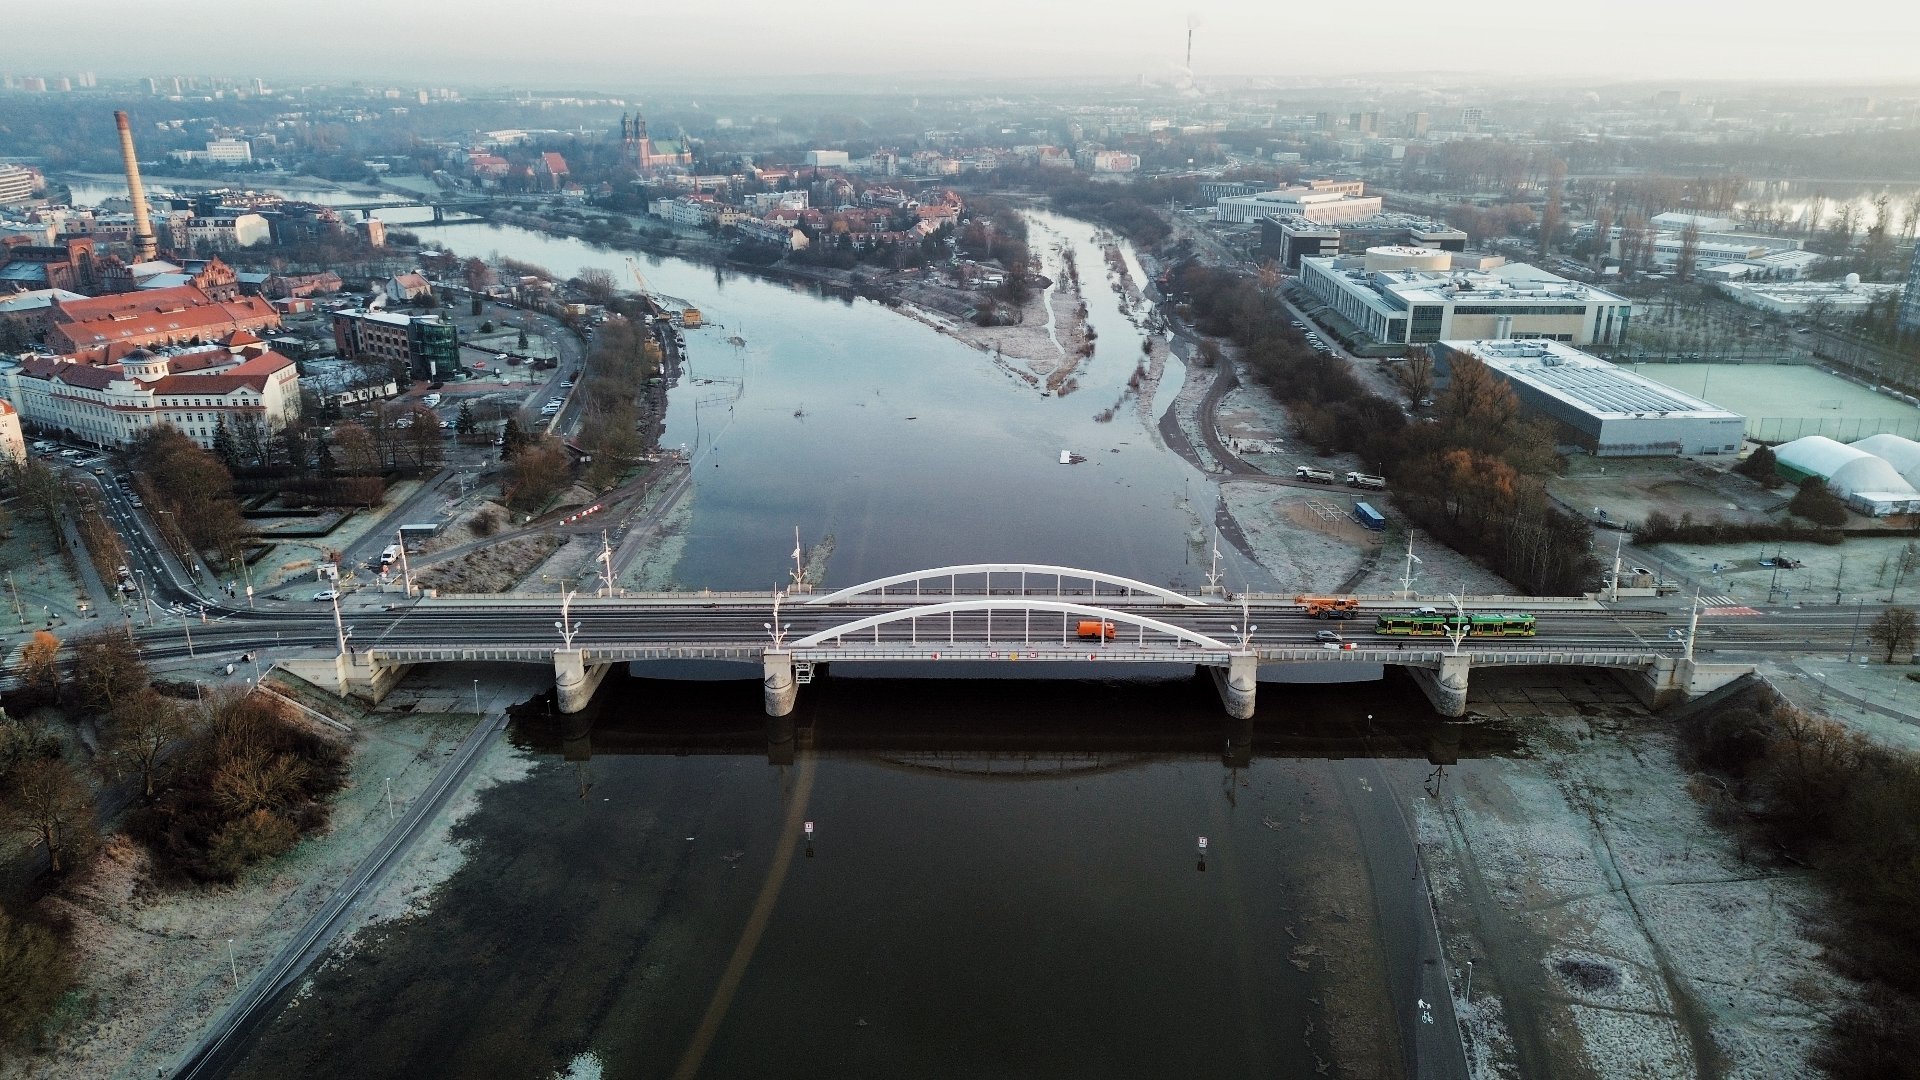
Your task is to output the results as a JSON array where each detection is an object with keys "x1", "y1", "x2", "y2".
[{"x1": 12, "y1": 0, "x2": 1920, "y2": 86}]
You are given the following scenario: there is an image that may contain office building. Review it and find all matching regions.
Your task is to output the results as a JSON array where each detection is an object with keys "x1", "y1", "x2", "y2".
[
  {"x1": 332, "y1": 309, "x2": 461, "y2": 380},
  {"x1": 1216, "y1": 180, "x2": 1379, "y2": 225},
  {"x1": 1437, "y1": 339, "x2": 1744, "y2": 457},
  {"x1": 1259, "y1": 213, "x2": 1467, "y2": 269},
  {"x1": 0, "y1": 165, "x2": 36, "y2": 205},
  {"x1": 1300, "y1": 254, "x2": 1632, "y2": 346}
]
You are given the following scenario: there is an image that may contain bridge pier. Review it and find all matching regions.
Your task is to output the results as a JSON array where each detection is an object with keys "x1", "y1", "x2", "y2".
[
  {"x1": 1408, "y1": 653, "x2": 1472, "y2": 718},
  {"x1": 1630, "y1": 657, "x2": 1754, "y2": 710},
  {"x1": 554, "y1": 650, "x2": 612, "y2": 714},
  {"x1": 279, "y1": 652, "x2": 412, "y2": 706},
  {"x1": 764, "y1": 651, "x2": 797, "y2": 717},
  {"x1": 1210, "y1": 652, "x2": 1259, "y2": 720}
]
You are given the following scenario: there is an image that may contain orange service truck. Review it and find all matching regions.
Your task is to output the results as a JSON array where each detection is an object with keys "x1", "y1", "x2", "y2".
[
  {"x1": 1076, "y1": 620, "x2": 1118, "y2": 640},
  {"x1": 1297, "y1": 595, "x2": 1359, "y2": 619}
]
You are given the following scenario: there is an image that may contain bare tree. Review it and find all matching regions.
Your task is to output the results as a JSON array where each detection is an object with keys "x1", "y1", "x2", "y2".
[
  {"x1": 1868, "y1": 606, "x2": 1917, "y2": 663},
  {"x1": 4, "y1": 758, "x2": 96, "y2": 873},
  {"x1": 1675, "y1": 222, "x2": 1702, "y2": 282},
  {"x1": 1396, "y1": 347, "x2": 1436, "y2": 405},
  {"x1": 101, "y1": 688, "x2": 192, "y2": 799},
  {"x1": 69, "y1": 630, "x2": 148, "y2": 714}
]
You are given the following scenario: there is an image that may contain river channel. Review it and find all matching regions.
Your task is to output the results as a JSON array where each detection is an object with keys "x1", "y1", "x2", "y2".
[{"x1": 67, "y1": 179, "x2": 1483, "y2": 1077}]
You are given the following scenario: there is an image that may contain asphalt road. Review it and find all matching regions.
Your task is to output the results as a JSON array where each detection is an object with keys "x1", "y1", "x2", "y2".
[{"x1": 116, "y1": 588, "x2": 1903, "y2": 666}]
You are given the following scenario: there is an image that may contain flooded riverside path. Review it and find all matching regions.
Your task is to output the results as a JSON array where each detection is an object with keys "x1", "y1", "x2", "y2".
[{"x1": 163, "y1": 194, "x2": 1476, "y2": 1078}]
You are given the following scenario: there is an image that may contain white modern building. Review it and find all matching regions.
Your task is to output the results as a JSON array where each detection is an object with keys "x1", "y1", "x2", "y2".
[
  {"x1": 0, "y1": 164, "x2": 35, "y2": 205},
  {"x1": 1438, "y1": 339, "x2": 1745, "y2": 457},
  {"x1": 1217, "y1": 187, "x2": 1383, "y2": 224},
  {"x1": 1300, "y1": 255, "x2": 1633, "y2": 346},
  {"x1": 1716, "y1": 275, "x2": 1901, "y2": 316},
  {"x1": 803, "y1": 150, "x2": 850, "y2": 168},
  {"x1": 204, "y1": 138, "x2": 254, "y2": 165}
]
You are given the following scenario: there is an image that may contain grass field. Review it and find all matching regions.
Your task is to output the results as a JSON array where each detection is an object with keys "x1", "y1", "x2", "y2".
[{"x1": 1634, "y1": 362, "x2": 1920, "y2": 441}]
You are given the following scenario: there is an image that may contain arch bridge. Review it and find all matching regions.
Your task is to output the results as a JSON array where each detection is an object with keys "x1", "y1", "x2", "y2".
[{"x1": 274, "y1": 563, "x2": 1730, "y2": 723}]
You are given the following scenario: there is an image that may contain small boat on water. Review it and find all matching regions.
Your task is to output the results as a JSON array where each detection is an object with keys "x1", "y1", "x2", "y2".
[{"x1": 1059, "y1": 449, "x2": 1087, "y2": 465}]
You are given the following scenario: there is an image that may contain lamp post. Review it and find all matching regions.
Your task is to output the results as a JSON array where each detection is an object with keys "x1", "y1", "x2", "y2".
[
  {"x1": 554, "y1": 589, "x2": 580, "y2": 649},
  {"x1": 1228, "y1": 599, "x2": 1257, "y2": 649},
  {"x1": 180, "y1": 613, "x2": 195, "y2": 658},
  {"x1": 1847, "y1": 596, "x2": 1866, "y2": 663},
  {"x1": 473, "y1": 679, "x2": 480, "y2": 715},
  {"x1": 1446, "y1": 592, "x2": 1469, "y2": 656},
  {"x1": 329, "y1": 588, "x2": 350, "y2": 657},
  {"x1": 6, "y1": 571, "x2": 21, "y2": 625},
  {"x1": 1608, "y1": 531, "x2": 1626, "y2": 604},
  {"x1": 229, "y1": 555, "x2": 254, "y2": 608}
]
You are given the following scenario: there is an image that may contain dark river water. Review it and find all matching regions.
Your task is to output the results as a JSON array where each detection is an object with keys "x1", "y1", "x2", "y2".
[{"x1": 64, "y1": 178, "x2": 1490, "y2": 1078}]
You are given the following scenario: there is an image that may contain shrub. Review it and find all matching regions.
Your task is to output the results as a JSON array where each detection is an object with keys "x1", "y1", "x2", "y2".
[
  {"x1": 0, "y1": 906, "x2": 73, "y2": 1046},
  {"x1": 127, "y1": 693, "x2": 345, "y2": 883},
  {"x1": 1789, "y1": 476, "x2": 1850, "y2": 526},
  {"x1": 1734, "y1": 444, "x2": 1784, "y2": 488},
  {"x1": 207, "y1": 809, "x2": 300, "y2": 880}
]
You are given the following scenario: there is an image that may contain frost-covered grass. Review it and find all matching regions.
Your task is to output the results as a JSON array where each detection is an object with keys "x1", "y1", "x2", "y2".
[{"x1": 1417, "y1": 684, "x2": 1841, "y2": 1079}]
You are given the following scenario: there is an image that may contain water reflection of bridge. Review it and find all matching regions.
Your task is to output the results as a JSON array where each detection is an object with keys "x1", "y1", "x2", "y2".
[{"x1": 526, "y1": 703, "x2": 1516, "y2": 771}]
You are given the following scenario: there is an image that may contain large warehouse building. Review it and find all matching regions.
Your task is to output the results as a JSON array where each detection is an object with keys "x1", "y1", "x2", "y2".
[
  {"x1": 1774, "y1": 434, "x2": 1920, "y2": 516},
  {"x1": 1437, "y1": 339, "x2": 1746, "y2": 457}
]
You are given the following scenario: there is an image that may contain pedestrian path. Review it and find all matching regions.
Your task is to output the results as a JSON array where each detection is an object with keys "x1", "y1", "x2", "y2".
[{"x1": 1698, "y1": 595, "x2": 1737, "y2": 607}]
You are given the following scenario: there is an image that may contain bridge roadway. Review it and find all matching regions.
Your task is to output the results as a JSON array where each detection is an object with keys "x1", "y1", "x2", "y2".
[{"x1": 128, "y1": 580, "x2": 1844, "y2": 721}]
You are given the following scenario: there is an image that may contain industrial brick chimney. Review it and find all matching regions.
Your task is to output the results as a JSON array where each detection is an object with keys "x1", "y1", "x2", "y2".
[{"x1": 114, "y1": 110, "x2": 158, "y2": 262}]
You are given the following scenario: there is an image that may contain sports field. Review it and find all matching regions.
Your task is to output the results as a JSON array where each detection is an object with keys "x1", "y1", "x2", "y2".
[{"x1": 1634, "y1": 362, "x2": 1920, "y2": 441}]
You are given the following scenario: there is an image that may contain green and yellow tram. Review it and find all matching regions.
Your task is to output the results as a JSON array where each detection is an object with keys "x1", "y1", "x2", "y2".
[{"x1": 1374, "y1": 611, "x2": 1537, "y2": 638}]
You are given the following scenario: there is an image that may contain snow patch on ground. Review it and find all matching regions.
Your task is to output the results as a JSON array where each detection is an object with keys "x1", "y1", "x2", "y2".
[{"x1": 1418, "y1": 693, "x2": 1842, "y2": 1079}]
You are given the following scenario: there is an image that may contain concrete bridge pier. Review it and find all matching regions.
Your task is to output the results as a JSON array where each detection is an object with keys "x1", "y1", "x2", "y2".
[
  {"x1": 1210, "y1": 653, "x2": 1259, "y2": 720},
  {"x1": 554, "y1": 650, "x2": 612, "y2": 714},
  {"x1": 764, "y1": 651, "x2": 798, "y2": 717},
  {"x1": 1409, "y1": 654, "x2": 1472, "y2": 718},
  {"x1": 279, "y1": 652, "x2": 412, "y2": 706}
]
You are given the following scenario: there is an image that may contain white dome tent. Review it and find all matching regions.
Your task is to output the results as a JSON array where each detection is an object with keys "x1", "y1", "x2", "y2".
[
  {"x1": 1852, "y1": 433, "x2": 1920, "y2": 491},
  {"x1": 1771, "y1": 435, "x2": 1920, "y2": 517}
]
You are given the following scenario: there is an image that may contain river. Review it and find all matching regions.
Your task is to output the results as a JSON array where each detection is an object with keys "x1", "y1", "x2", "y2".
[{"x1": 65, "y1": 176, "x2": 1478, "y2": 1078}]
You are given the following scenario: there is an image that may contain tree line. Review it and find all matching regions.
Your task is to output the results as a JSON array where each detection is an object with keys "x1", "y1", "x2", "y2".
[
  {"x1": 1, "y1": 632, "x2": 345, "y2": 1050},
  {"x1": 1170, "y1": 264, "x2": 1598, "y2": 594}
]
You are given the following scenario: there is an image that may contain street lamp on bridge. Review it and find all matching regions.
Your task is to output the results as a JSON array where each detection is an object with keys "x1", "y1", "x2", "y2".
[{"x1": 554, "y1": 589, "x2": 581, "y2": 649}]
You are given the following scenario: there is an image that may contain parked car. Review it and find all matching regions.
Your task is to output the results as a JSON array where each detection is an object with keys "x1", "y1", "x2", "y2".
[{"x1": 311, "y1": 589, "x2": 339, "y2": 602}]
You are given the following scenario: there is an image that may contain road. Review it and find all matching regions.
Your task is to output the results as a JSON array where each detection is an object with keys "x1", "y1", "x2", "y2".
[
  {"x1": 172, "y1": 709, "x2": 510, "y2": 1079},
  {"x1": 109, "y1": 583, "x2": 1911, "y2": 672}
]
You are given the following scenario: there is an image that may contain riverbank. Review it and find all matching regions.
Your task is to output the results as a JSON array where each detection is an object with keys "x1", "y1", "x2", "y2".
[
  {"x1": 1418, "y1": 670, "x2": 1839, "y2": 1079},
  {"x1": 2, "y1": 665, "x2": 551, "y2": 1080}
]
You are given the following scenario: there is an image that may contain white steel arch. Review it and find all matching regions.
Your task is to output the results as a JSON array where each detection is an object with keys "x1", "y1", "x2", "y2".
[
  {"x1": 789, "y1": 599, "x2": 1233, "y2": 652},
  {"x1": 803, "y1": 564, "x2": 1204, "y2": 607}
]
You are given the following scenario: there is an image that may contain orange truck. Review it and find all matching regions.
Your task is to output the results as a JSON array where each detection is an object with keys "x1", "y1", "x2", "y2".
[
  {"x1": 1076, "y1": 620, "x2": 1118, "y2": 640},
  {"x1": 1297, "y1": 595, "x2": 1359, "y2": 620}
]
